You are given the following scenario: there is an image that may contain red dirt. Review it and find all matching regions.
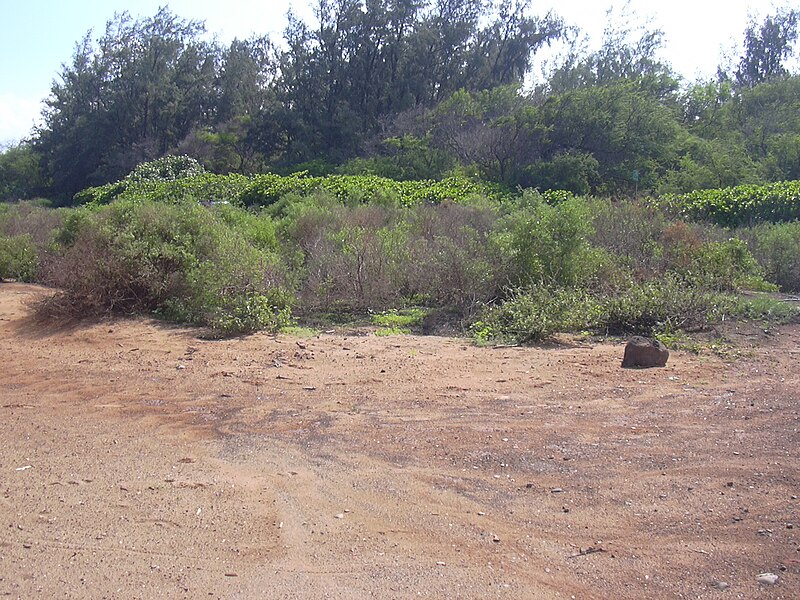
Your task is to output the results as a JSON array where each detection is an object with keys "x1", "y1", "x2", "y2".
[{"x1": 1, "y1": 283, "x2": 798, "y2": 599}]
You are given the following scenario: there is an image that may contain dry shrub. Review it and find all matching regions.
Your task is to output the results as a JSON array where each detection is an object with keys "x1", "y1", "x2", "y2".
[
  {"x1": 590, "y1": 199, "x2": 665, "y2": 277},
  {"x1": 296, "y1": 202, "x2": 410, "y2": 311},
  {"x1": 406, "y1": 201, "x2": 504, "y2": 308}
]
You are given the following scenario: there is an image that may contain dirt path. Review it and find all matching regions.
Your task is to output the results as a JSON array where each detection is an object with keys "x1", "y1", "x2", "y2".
[{"x1": 1, "y1": 283, "x2": 798, "y2": 599}]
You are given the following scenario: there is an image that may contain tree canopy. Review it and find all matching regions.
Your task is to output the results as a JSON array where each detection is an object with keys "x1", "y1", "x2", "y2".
[{"x1": 2, "y1": 2, "x2": 800, "y2": 202}]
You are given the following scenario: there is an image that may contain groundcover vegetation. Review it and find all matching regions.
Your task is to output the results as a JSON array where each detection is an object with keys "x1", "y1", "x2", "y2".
[{"x1": 1, "y1": 157, "x2": 798, "y2": 341}]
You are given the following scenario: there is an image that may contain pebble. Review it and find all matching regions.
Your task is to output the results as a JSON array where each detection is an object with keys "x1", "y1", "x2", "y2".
[
  {"x1": 551, "y1": 487, "x2": 563, "y2": 493},
  {"x1": 711, "y1": 580, "x2": 730, "y2": 591},
  {"x1": 756, "y1": 572, "x2": 779, "y2": 585}
]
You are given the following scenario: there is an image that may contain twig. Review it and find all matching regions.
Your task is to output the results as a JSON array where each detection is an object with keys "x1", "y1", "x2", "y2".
[{"x1": 567, "y1": 547, "x2": 606, "y2": 559}]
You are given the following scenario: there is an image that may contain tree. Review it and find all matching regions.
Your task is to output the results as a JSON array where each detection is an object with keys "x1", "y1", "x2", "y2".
[
  {"x1": 0, "y1": 142, "x2": 47, "y2": 201},
  {"x1": 36, "y1": 8, "x2": 219, "y2": 199},
  {"x1": 537, "y1": 82, "x2": 682, "y2": 194},
  {"x1": 276, "y1": 0, "x2": 563, "y2": 164},
  {"x1": 735, "y1": 8, "x2": 799, "y2": 87},
  {"x1": 545, "y1": 5, "x2": 678, "y2": 99}
]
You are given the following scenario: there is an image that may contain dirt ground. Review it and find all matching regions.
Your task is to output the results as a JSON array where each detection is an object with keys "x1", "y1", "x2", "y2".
[{"x1": 0, "y1": 283, "x2": 798, "y2": 599}]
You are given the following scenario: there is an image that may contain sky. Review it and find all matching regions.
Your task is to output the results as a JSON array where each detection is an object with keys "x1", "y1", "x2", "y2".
[{"x1": 0, "y1": 0, "x2": 790, "y2": 145}]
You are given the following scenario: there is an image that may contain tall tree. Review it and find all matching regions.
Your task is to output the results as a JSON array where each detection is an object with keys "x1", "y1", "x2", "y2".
[
  {"x1": 277, "y1": 0, "x2": 563, "y2": 163},
  {"x1": 545, "y1": 5, "x2": 678, "y2": 98},
  {"x1": 735, "y1": 7, "x2": 799, "y2": 88},
  {"x1": 36, "y1": 8, "x2": 218, "y2": 198}
]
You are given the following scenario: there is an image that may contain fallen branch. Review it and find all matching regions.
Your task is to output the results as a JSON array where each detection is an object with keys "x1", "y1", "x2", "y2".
[{"x1": 567, "y1": 546, "x2": 606, "y2": 559}]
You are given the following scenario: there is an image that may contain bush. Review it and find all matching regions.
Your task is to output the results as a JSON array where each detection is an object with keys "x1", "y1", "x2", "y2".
[
  {"x1": 741, "y1": 221, "x2": 800, "y2": 292},
  {"x1": 502, "y1": 192, "x2": 604, "y2": 288},
  {"x1": 406, "y1": 201, "x2": 506, "y2": 308},
  {"x1": 0, "y1": 235, "x2": 38, "y2": 281},
  {"x1": 599, "y1": 276, "x2": 727, "y2": 335},
  {"x1": 590, "y1": 199, "x2": 666, "y2": 277},
  {"x1": 38, "y1": 200, "x2": 293, "y2": 335},
  {"x1": 470, "y1": 274, "x2": 773, "y2": 345},
  {"x1": 471, "y1": 287, "x2": 601, "y2": 344},
  {"x1": 687, "y1": 238, "x2": 773, "y2": 292},
  {"x1": 0, "y1": 201, "x2": 65, "y2": 248},
  {"x1": 659, "y1": 180, "x2": 800, "y2": 227}
]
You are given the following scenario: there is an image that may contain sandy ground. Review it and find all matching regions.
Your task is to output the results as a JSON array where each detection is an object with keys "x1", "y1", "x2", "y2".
[{"x1": 0, "y1": 282, "x2": 798, "y2": 599}]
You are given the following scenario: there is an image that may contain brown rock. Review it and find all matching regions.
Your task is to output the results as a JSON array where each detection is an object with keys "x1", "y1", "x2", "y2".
[{"x1": 622, "y1": 336, "x2": 669, "y2": 368}]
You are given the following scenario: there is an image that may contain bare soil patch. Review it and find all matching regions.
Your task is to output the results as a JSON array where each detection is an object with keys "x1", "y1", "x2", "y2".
[{"x1": 1, "y1": 283, "x2": 798, "y2": 599}]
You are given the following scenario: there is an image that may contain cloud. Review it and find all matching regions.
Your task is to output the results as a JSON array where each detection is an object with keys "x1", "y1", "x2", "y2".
[{"x1": 0, "y1": 92, "x2": 45, "y2": 146}]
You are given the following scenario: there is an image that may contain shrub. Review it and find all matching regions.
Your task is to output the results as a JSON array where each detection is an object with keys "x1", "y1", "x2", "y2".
[
  {"x1": 658, "y1": 180, "x2": 800, "y2": 226},
  {"x1": 0, "y1": 201, "x2": 66, "y2": 249},
  {"x1": 38, "y1": 200, "x2": 293, "y2": 335},
  {"x1": 687, "y1": 238, "x2": 774, "y2": 292},
  {"x1": 502, "y1": 192, "x2": 602, "y2": 288},
  {"x1": 372, "y1": 307, "x2": 427, "y2": 335},
  {"x1": 590, "y1": 199, "x2": 666, "y2": 277},
  {"x1": 741, "y1": 221, "x2": 800, "y2": 292},
  {"x1": 598, "y1": 276, "x2": 727, "y2": 335},
  {"x1": 471, "y1": 287, "x2": 601, "y2": 344},
  {"x1": 299, "y1": 205, "x2": 412, "y2": 311},
  {"x1": 406, "y1": 201, "x2": 506, "y2": 308},
  {"x1": 0, "y1": 234, "x2": 38, "y2": 281},
  {"x1": 125, "y1": 155, "x2": 206, "y2": 184}
]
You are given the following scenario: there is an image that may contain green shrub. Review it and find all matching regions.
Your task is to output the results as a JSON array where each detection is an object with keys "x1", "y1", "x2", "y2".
[
  {"x1": 741, "y1": 221, "x2": 800, "y2": 292},
  {"x1": 471, "y1": 287, "x2": 601, "y2": 344},
  {"x1": 372, "y1": 307, "x2": 427, "y2": 335},
  {"x1": 206, "y1": 290, "x2": 293, "y2": 336},
  {"x1": 659, "y1": 180, "x2": 800, "y2": 227},
  {"x1": 124, "y1": 155, "x2": 206, "y2": 184},
  {"x1": 598, "y1": 276, "x2": 727, "y2": 335},
  {"x1": 0, "y1": 234, "x2": 38, "y2": 281},
  {"x1": 726, "y1": 294, "x2": 800, "y2": 324},
  {"x1": 687, "y1": 238, "x2": 774, "y2": 292},
  {"x1": 38, "y1": 200, "x2": 293, "y2": 335},
  {"x1": 503, "y1": 192, "x2": 602, "y2": 288}
]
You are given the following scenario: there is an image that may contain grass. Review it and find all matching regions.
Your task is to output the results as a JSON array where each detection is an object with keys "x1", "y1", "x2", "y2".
[{"x1": 372, "y1": 308, "x2": 427, "y2": 336}]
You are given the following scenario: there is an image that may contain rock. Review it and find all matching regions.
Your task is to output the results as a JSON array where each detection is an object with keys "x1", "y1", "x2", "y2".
[
  {"x1": 756, "y1": 572, "x2": 779, "y2": 585},
  {"x1": 621, "y1": 336, "x2": 669, "y2": 368},
  {"x1": 711, "y1": 580, "x2": 730, "y2": 590}
]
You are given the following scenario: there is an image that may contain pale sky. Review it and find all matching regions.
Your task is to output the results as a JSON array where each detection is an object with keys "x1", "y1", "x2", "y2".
[{"x1": 0, "y1": 0, "x2": 791, "y2": 145}]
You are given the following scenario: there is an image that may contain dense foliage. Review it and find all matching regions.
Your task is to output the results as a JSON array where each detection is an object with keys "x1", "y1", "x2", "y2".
[
  {"x1": 2, "y1": 163, "x2": 798, "y2": 341},
  {"x1": 2, "y1": 4, "x2": 800, "y2": 201},
  {"x1": 75, "y1": 162, "x2": 507, "y2": 209},
  {"x1": 1, "y1": 3, "x2": 799, "y2": 344},
  {"x1": 659, "y1": 180, "x2": 800, "y2": 227}
]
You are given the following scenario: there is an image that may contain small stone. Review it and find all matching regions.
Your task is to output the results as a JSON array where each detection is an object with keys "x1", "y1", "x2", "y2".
[
  {"x1": 335, "y1": 513, "x2": 344, "y2": 519},
  {"x1": 551, "y1": 487, "x2": 563, "y2": 493},
  {"x1": 711, "y1": 580, "x2": 730, "y2": 591},
  {"x1": 492, "y1": 534, "x2": 500, "y2": 543},
  {"x1": 756, "y1": 572, "x2": 779, "y2": 585}
]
